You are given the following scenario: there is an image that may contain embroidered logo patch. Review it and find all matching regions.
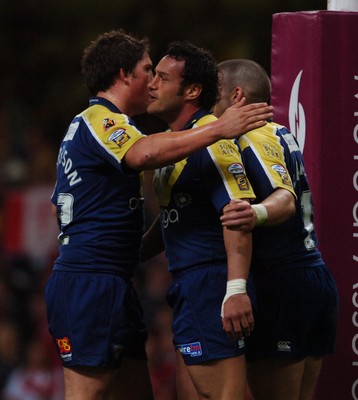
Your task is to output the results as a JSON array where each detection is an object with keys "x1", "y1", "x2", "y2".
[
  {"x1": 178, "y1": 342, "x2": 202, "y2": 357},
  {"x1": 102, "y1": 118, "x2": 116, "y2": 131},
  {"x1": 56, "y1": 337, "x2": 72, "y2": 362},
  {"x1": 228, "y1": 163, "x2": 250, "y2": 190},
  {"x1": 271, "y1": 164, "x2": 291, "y2": 186},
  {"x1": 277, "y1": 341, "x2": 292, "y2": 352},
  {"x1": 108, "y1": 129, "x2": 130, "y2": 147}
]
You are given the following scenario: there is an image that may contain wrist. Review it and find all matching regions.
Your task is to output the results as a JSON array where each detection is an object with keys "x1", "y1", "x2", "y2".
[
  {"x1": 252, "y1": 204, "x2": 268, "y2": 226},
  {"x1": 221, "y1": 278, "x2": 247, "y2": 317}
]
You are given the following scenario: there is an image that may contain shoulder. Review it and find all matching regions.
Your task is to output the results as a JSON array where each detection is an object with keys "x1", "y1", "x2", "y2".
[
  {"x1": 81, "y1": 105, "x2": 146, "y2": 145},
  {"x1": 194, "y1": 114, "x2": 217, "y2": 127},
  {"x1": 82, "y1": 105, "x2": 134, "y2": 131}
]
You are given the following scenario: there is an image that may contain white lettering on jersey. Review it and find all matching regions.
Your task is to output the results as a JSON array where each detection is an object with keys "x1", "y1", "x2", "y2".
[
  {"x1": 162, "y1": 209, "x2": 179, "y2": 228},
  {"x1": 57, "y1": 147, "x2": 82, "y2": 187}
]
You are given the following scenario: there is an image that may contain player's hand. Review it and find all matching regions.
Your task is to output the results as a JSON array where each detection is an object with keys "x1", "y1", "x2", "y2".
[
  {"x1": 221, "y1": 293, "x2": 254, "y2": 340},
  {"x1": 221, "y1": 199, "x2": 255, "y2": 232},
  {"x1": 219, "y1": 97, "x2": 273, "y2": 139}
]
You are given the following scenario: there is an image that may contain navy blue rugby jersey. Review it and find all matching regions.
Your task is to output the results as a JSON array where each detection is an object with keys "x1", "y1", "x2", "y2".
[
  {"x1": 237, "y1": 122, "x2": 323, "y2": 271},
  {"x1": 154, "y1": 110, "x2": 255, "y2": 273},
  {"x1": 51, "y1": 97, "x2": 146, "y2": 276}
]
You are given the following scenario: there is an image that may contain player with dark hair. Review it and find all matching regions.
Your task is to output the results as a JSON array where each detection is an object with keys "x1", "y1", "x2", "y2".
[
  {"x1": 45, "y1": 31, "x2": 273, "y2": 400},
  {"x1": 142, "y1": 41, "x2": 256, "y2": 400},
  {"x1": 216, "y1": 59, "x2": 338, "y2": 400}
]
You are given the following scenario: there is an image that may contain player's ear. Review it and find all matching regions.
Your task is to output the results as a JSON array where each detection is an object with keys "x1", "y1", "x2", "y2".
[
  {"x1": 119, "y1": 68, "x2": 131, "y2": 85},
  {"x1": 185, "y1": 83, "x2": 202, "y2": 101},
  {"x1": 232, "y1": 87, "x2": 245, "y2": 104}
]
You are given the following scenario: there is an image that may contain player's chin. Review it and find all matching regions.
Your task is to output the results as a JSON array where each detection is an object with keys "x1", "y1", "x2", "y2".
[{"x1": 147, "y1": 101, "x2": 158, "y2": 115}]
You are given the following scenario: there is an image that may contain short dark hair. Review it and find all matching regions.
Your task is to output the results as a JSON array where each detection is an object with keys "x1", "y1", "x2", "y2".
[
  {"x1": 218, "y1": 59, "x2": 271, "y2": 104},
  {"x1": 165, "y1": 41, "x2": 219, "y2": 110},
  {"x1": 81, "y1": 30, "x2": 149, "y2": 95}
]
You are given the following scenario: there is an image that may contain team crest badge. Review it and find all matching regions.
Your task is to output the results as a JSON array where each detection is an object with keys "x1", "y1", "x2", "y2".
[{"x1": 102, "y1": 118, "x2": 116, "y2": 131}]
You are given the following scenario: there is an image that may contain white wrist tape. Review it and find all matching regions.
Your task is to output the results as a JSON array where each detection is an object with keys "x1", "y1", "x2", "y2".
[
  {"x1": 221, "y1": 278, "x2": 247, "y2": 317},
  {"x1": 252, "y1": 204, "x2": 268, "y2": 226}
]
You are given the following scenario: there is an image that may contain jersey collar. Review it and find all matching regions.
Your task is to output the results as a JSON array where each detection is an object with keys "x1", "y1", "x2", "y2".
[
  {"x1": 89, "y1": 97, "x2": 122, "y2": 114},
  {"x1": 182, "y1": 109, "x2": 211, "y2": 130}
]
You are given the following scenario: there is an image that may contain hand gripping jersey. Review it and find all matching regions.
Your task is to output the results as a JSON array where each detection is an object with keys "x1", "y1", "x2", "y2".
[
  {"x1": 238, "y1": 122, "x2": 323, "y2": 271},
  {"x1": 51, "y1": 97, "x2": 146, "y2": 277},
  {"x1": 154, "y1": 110, "x2": 255, "y2": 273}
]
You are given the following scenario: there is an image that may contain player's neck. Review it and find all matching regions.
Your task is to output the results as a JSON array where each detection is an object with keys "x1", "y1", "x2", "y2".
[
  {"x1": 167, "y1": 105, "x2": 201, "y2": 132},
  {"x1": 97, "y1": 90, "x2": 126, "y2": 112}
]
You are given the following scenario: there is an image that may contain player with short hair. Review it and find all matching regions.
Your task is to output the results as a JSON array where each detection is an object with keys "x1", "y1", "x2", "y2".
[
  {"x1": 45, "y1": 31, "x2": 273, "y2": 400},
  {"x1": 216, "y1": 59, "x2": 338, "y2": 400},
  {"x1": 143, "y1": 41, "x2": 256, "y2": 400}
]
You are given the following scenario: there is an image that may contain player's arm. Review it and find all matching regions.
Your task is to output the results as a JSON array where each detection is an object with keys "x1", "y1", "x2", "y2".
[
  {"x1": 140, "y1": 215, "x2": 165, "y2": 262},
  {"x1": 221, "y1": 188, "x2": 296, "y2": 230},
  {"x1": 221, "y1": 219, "x2": 254, "y2": 341},
  {"x1": 124, "y1": 98, "x2": 273, "y2": 170}
]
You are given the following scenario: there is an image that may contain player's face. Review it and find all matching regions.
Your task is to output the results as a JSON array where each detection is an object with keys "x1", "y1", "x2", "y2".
[
  {"x1": 129, "y1": 53, "x2": 153, "y2": 115},
  {"x1": 147, "y1": 56, "x2": 186, "y2": 122},
  {"x1": 214, "y1": 78, "x2": 232, "y2": 118}
]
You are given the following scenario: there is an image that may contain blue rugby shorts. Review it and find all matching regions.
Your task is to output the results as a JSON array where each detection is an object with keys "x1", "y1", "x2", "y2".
[
  {"x1": 45, "y1": 270, "x2": 147, "y2": 367},
  {"x1": 245, "y1": 265, "x2": 338, "y2": 362},
  {"x1": 167, "y1": 264, "x2": 255, "y2": 366}
]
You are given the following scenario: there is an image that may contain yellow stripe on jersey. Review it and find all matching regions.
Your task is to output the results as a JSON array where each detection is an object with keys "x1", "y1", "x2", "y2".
[
  {"x1": 154, "y1": 159, "x2": 188, "y2": 207},
  {"x1": 81, "y1": 104, "x2": 146, "y2": 163},
  {"x1": 154, "y1": 115, "x2": 215, "y2": 207},
  {"x1": 192, "y1": 114, "x2": 254, "y2": 200},
  {"x1": 207, "y1": 139, "x2": 255, "y2": 200},
  {"x1": 238, "y1": 123, "x2": 296, "y2": 198}
]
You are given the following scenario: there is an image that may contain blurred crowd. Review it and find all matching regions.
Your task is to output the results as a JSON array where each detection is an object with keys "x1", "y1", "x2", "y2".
[{"x1": 0, "y1": 111, "x2": 177, "y2": 400}]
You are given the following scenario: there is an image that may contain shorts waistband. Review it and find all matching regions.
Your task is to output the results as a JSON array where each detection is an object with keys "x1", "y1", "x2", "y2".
[{"x1": 171, "y1": 262, "x2": 225, "y2": 279}]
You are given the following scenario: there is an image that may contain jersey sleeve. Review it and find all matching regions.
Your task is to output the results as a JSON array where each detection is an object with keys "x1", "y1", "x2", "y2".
[
  {"x1": 81, "y1": 105, "x2": 146, "y2": 168},
  {"x1": 238, "y1": 125, "x2": 296, "y2": 201},
  {"x1": 204, "y1": 139, "x2": 256, "y2": 212}
]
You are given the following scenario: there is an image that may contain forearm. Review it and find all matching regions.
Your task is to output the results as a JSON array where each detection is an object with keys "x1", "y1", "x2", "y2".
[
  {"x1": 222, "y1": 227, "x2": 253, "y2": 338},
  {"x1": 224, "y1": 227, "x2": 252, "y2": 281},
  {"x1": 259, "y1": 188, "x2": 296, "y2": 226},
  {"x1": 125, "y1": 100, "x2": 273, "y2": 170},
  {"x1": 126, "y1": 120, "x2": 224, "y2": 170},
  {"x1": 221, "y1": 188, "x2": 296, "y2": 230}
]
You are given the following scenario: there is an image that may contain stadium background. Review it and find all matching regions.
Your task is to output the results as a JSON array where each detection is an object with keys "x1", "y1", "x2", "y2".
[{"x1": 0, "y1": 1, "x2": 338, "y2": 399}]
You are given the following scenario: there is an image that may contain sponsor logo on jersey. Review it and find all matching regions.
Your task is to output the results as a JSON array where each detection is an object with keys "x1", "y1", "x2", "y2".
[
  {"x1": 238, "y1": 338, "x2": 245, "y2": 349},
  {"x1": 261, "y1": 142, "x2": 280, "y2": 158},
  {"x1": 56, "y1": 336, "x2": 72, "y2": 361},
  {"x1": 218, "y1": 141, "x2": 236, "y2": 155},
  {"x1": 174, "y1": 193, "x2": 192, "y2": 209},
  {"x1": 277, "y1": 340, "x2": 291, "y2": 352},
  {"x1": 103, "y1": 118, "x2": 116, "y2": 131},
  {"x1": 228, "y1": 163, "x2": 250, "y2": 190},
  {"x1": 162, "y1": 208, "x2": 179, "y2": 228},
  {"x1": 178, "y1": 342, "x2": 202, "y2": 357},
  {"x1": 108, "y1": 129, "x2": 130, "y2": 147},
  {"x1": 271, "y1": 164, "x2": 291, "y2": 186}
]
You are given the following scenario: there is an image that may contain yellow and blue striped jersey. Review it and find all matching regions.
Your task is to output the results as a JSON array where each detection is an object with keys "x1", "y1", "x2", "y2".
[
  {"x1": 51, "y1": 97, "x2": 146, "y2": 277},
  {"x1": 238, "y1": 122, "x2": 323, "y2": 270},
  {"x1": 154, "y1": 109, "x2": 255, "y2": 272}
]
